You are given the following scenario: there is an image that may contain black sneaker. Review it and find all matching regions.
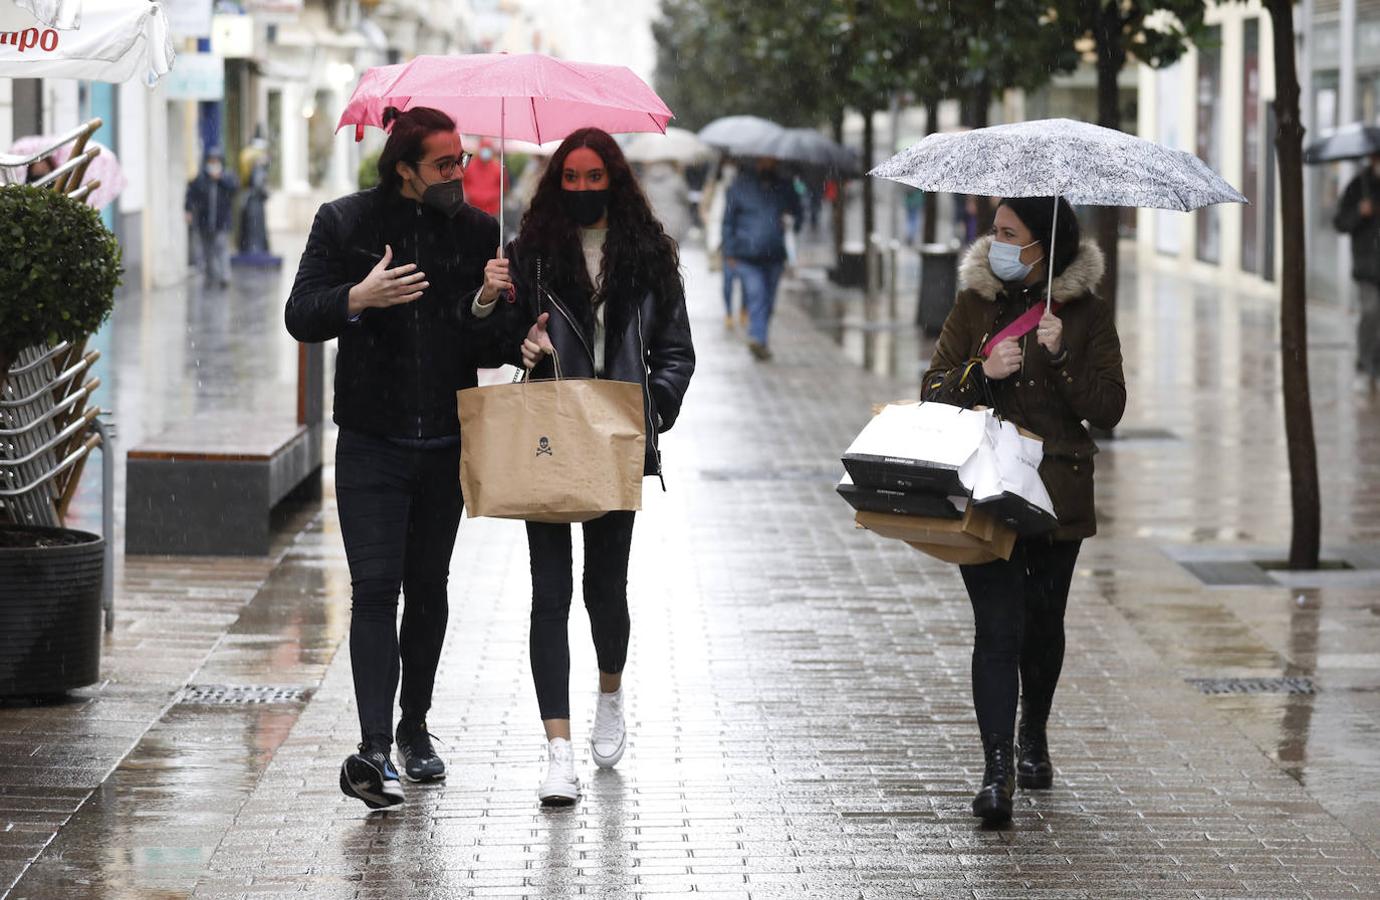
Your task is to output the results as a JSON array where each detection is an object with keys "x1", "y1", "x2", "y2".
[
  {"x1": 395, "y1": 719, "x2": 446, "y2": 783},
  {"x1": 340, "y1": 741, "x2": 405, "y2": 810}
]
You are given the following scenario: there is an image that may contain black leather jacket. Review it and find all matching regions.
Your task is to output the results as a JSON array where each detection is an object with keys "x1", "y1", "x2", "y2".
[
  {"x1": 285, "y1": 187, "x2": 507, "y2": 439},
  {"x1": 499, "y1": 240, "x2": 696, "y2": 479}
]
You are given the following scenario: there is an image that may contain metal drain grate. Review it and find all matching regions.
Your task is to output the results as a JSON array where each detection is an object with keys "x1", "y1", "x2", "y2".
[
  {"x1": 1186, "y1": 676, "x2": 1317, "y2": 696},
  {"x1": 1178, "y1": 560, "x2": 1278, "y2": 587},
  {"x1": 179, "y1": 684, "x2": 309, "y2": 705}
]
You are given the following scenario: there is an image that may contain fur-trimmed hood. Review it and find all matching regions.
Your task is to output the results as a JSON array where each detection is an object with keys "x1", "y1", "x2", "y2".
[{"x1": 958, "y1": 235, "x2": 1106, "y2": 303}]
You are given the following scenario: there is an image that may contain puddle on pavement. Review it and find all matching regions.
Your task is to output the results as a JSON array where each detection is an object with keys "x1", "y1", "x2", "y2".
[{"x1": 8, "y1": 531, "x2": 348, "y2": 899}]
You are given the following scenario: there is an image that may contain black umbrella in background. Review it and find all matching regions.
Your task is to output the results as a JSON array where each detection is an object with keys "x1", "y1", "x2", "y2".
[
  {"x1": 697, "y1": 115, "x2": 786, "y2": 157},
  {"x1": 1303, "y1": 123, "x2": 1380, "y2": 164},
  {"x1": 752, "y1": 128, "x2": 861, "y2": 177}
]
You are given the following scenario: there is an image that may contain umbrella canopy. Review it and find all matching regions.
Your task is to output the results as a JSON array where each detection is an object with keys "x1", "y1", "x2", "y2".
[
  {"x1": 337, "y1": 62, "x2": 406, "y2": 141},
  {"x1": 697, "y1": 115, "x2": 785, "y2": 157},
  {"x1": 463, "y1": 136, "x2": 563, "y2": 156},
  {"x1": 742, "y1": 127, "x2": 859, "y2": 175},
  {"x1": 871, "y1": 118, "x2": 1246, "y2": 211},
  {"x1": 2, "y1": 0, "x2": 82, "y2": 29},
  {"x1": 5, "y1": 134, "x2": 125, "y2": 208},
  {"x1": 1304, "y1": 123, "x2": 1380, "y2": 164},
  {"x1": 622, "y1": 127, "x2": 713, "y2": 165},
  {"x1": 872, "y1": 118, "x2": 1246, "y2": 310},
  {"x1": 337, "y1": 53, "x2": 672, "y2": 145},
  {"x1": 0, "y1": 0, "x2": 173, "y2": 85},
  {"x1": 339, "y1": 53, "x2": 673, "y2": 245}
]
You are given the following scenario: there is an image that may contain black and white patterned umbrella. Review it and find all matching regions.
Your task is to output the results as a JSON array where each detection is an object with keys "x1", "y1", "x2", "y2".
[{"x1": 870, "y1": 118, "x2": 1246, "y2": 211}]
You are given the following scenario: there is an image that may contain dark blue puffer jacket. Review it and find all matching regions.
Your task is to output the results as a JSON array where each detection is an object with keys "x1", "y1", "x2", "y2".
[{"x1": 721, "y1": 170, "x2": 802, "y2": 263}]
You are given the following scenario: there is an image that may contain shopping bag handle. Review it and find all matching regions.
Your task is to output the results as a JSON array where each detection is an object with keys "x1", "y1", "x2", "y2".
[
  {"x1": 514, "y1": 346, "x2": 563, "y2": 383},
  {"x1": 919, "y1": 357, "x2": 1000, "y2": 417},
  {"x1": 511, "y1": 255, "x2": 564, "y2": 384}
]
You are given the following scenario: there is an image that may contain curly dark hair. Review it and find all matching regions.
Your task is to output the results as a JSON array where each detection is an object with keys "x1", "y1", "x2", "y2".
[{"x1": 516, "y1": 128, "x2": 681, "y2": 314}]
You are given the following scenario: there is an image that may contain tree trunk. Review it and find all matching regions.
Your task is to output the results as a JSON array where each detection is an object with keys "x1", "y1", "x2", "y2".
[
  {"x1": 831, "y1": 109, "x2": 846, "y2": 262},
  {"x1": 922, "y1": 99, "x2": 939, "y2": 245},
  {"x1": 862, "y1": 107, "x2": 876, "y2": 250},
  {"x1": 1094, "y1": 1, "x2": 1128, "y2": 313},
  {"x1": 1266, "y1": 0, "x2": 1321, "y2": 569},
  {"x1": 967, "y1": 80, "x2": 997, "y2": 237}
]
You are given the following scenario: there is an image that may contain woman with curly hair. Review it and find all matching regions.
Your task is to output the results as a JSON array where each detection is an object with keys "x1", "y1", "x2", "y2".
[{"x1": 482, "y1": 127, "x2": 695, "y2": 805}]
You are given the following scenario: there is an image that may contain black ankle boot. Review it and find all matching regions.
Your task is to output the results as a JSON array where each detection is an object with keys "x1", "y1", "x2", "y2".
[
  {"x1": 1017, "y1": 718, "x2": 1053, "y2": 789},
  {"x1": 971, "y1": 734, "x2": 1015, "y2": 823}
]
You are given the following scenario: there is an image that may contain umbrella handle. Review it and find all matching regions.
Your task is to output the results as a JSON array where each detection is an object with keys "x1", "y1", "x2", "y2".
[{"x1": 505, "y1": 97, "x2": 510, "y2": 251}]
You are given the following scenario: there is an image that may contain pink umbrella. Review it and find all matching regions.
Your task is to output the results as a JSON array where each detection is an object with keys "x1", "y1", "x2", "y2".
[
  {"x1": 6, "y1": 134, "x2": 126, "y2": 209},
  {"x1": 337, "y1": 52, "x2": 674, "y2": 242}
]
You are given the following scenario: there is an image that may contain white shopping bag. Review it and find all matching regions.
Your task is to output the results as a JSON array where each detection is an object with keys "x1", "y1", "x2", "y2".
[
  {"x1": 842, "y1": 401, "x2": 991, "y2": 495},
  {"x1": 962, "y1": 417, "x2": 1058, "y2": 535}
]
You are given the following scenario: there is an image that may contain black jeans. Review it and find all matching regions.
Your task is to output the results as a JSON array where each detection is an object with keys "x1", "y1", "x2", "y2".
[
  {"x1": 335, "y1": 428, "x2": 463, "y2": 747},
  {"x1": 959, "y1": 537, "x2": 1082, "y2": 739},
  {"x1": 526, "y1": 511, "x2": 636, "y2": 720}
]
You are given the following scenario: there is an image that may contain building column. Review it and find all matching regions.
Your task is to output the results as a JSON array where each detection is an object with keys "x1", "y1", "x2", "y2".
[
  {"x1": 0, "y1": 78, "x2": 13, "y2": 148},
  {"x1": 329, "y1": 85, "x2": 354, "y2": 196},
  {"x1": 1220, "y1": 13, "x2": 1246, "y2": 283},
  {"x1": 280, "y1": 82, "x2": 310, "y2": 195},
  {"x1": 1339, "y1": 0, "x2": 1358, "y2": 309}
]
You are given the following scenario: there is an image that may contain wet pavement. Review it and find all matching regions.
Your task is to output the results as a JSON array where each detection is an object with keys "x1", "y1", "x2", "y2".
[{"x1": 3, "y1": 230, "x2": 1380, "y2": 898}]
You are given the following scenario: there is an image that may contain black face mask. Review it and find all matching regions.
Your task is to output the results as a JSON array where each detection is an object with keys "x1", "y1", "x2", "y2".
[
  {"x1": 421, "y1": 179, "x2": 465, "y2": 218},
  {"x1": 561, "y1": 189, "x2": 609, "y2": 227}
]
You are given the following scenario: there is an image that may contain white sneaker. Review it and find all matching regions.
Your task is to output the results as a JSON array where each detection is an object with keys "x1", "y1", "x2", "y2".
[
  {"x1": 538, "y1": 737, "x2": 580, "y2": 806},
  {"x1": 590, "y1": 687, "x2": 627, "y2": 769}
]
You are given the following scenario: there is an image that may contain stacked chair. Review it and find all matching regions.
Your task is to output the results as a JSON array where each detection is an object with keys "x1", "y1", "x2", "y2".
[{"x1": 0, "y1": 119, "x2": 116, "y2": 630}]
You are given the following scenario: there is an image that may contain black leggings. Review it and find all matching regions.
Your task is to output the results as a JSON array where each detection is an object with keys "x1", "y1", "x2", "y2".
[
  {"x1": 526, "y1": 511, "x2": 636, "y2": 720},
  {"x1": 335, "y1": 428, "x2": 463, "y2": 747},
  {"x1": 959, "y1": 537, "x2": 1082, "y2": 739}
]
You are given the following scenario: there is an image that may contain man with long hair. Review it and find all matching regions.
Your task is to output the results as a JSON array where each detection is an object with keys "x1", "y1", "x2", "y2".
[{"x1": 286, "y1": 106, "x2": 512, "y2": 810}]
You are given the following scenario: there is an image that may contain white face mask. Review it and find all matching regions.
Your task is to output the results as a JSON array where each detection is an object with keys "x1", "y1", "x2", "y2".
[
  {"x1": 206, "y1": 162, "x2": 224, "y2": 179},
  {"x1": 989, "y1": 238, "x2": 1042, "y2": 282}
]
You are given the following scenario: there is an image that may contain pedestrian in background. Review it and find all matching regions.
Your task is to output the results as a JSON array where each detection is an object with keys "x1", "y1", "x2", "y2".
[
  {"x1": 701, "y1": 157, "x2": 745, "y2": 329},
  {"x1": 642, "y1": 159, "x2": 692, "y2": 245},
  {"x1": 922, "y1": 196, "x2": 1125, "y2": 825},
  {"x1": 722, "y1": 156, "x2": 802, "y2": 361},
  {"x1": 462, "y1": 138, "x2": 508, "y2": 217},
  {"x1": 286, "y1": 106, "x2": 511, "y2": 811},
  {"x1": 1333, "y1": 153, "x2": 1380, "y2": 388},
  {"x1": 484, "y1": 127, "x2": 695, "y2": 807},
  {"x1": 185, "y1": 147, "x2": 238, "y2": 288},
  {"x1": 238, "y1": 133, "x2": 273, "y2": 257},
  {"x1": 904, "y1": 187, "x2": 925, "y2": 245}
]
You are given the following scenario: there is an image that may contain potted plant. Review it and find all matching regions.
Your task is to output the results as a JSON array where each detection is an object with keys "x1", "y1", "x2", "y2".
[{"x1": 1, "y1": 184, "x2": 122, "y2": 697}]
